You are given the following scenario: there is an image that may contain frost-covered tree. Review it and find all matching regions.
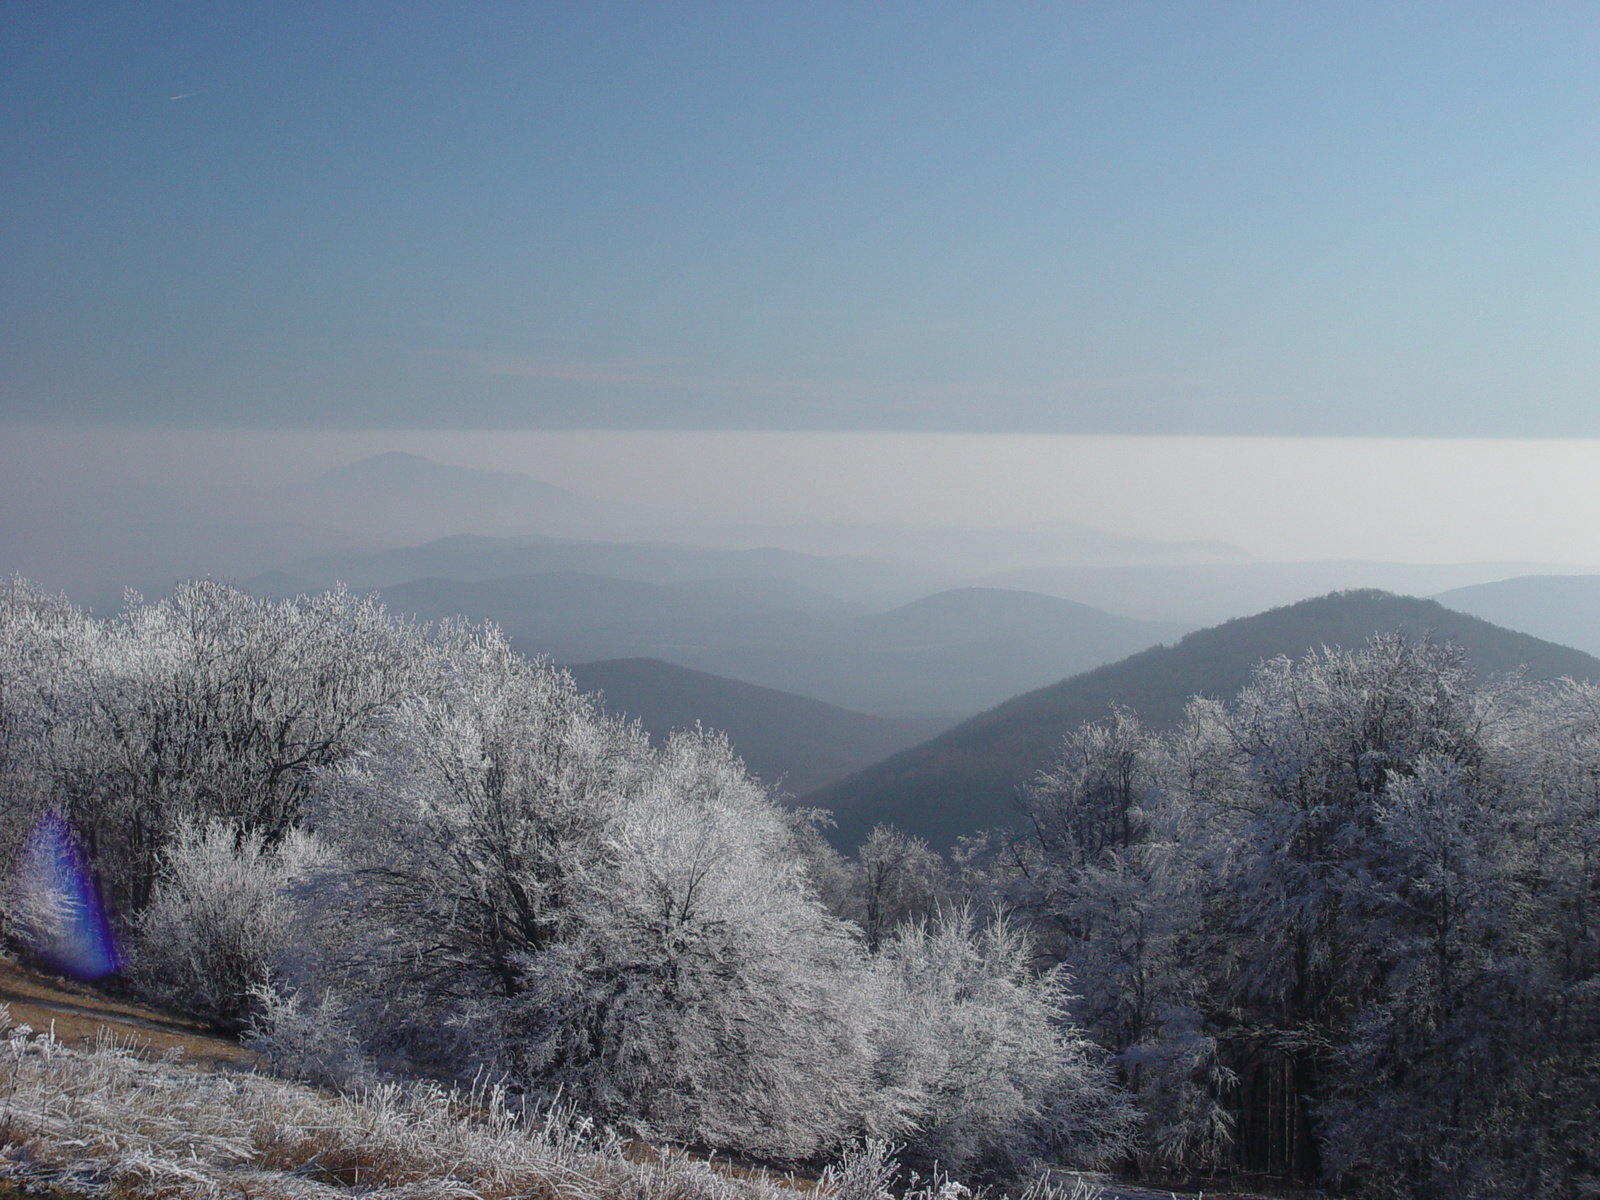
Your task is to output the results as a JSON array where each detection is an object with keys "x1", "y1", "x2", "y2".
[
  {"x1": 852, "y1": 824, "x2": 948, "y2": 951},
  {"x1": 1313, "y1": 680, "x2": 1600, "y2": 1198},
  {"x1": 310, "y1": 629, "x2": 645, "y2": 1005},
  {"x1": 0, "y1": 577, "x2": 83, "y2": 875},
  {"x1": 504, "y1": 728, "x2": 885, "y2": 1158},
  {"x1": 11, "y1": 581, "x2": 430, "y2": 914},
  {"x1": 873, "y1": 908, "x2": 1133, "y2": 1178},
  {"x1": 1012, "y1": 709, "x2": 1164, "y2": 1042},
  {"x1": 135, "y1": 818, "x2": 329, "y2": 1028},
  {"x1": 1001, "y1": 632, "x2": 1600, "y2": 1196},
  {"x1": 1025, "y1": 707, "x2": 1153, "y2": 872},
  {"x1": 308, "y1": 649, "x2": 891, "y2": 1159},
  {"x1": 1188, "y1": 634, "x2": 1487, "y2": 1183},
  {"x1": 1008, "y1": 704, "x2": 1226, "y2": 1173}
]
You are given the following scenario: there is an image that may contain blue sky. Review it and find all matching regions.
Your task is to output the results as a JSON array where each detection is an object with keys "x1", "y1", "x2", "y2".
[{"x1": 5, "y1": 2, "x2": 1600, "y2": 433}]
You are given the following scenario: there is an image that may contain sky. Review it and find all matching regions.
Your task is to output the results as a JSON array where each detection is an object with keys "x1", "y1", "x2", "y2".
[{"x1": 6, "y1": 2, "x2": 1600, "y2": 436}]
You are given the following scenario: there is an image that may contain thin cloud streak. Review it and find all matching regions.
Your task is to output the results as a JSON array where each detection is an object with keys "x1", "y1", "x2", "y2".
[{"x1": 448, "y1": 348, "x2": 1181, "y2": 406}]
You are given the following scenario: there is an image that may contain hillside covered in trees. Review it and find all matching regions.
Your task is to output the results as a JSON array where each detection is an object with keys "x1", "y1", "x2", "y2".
[
  {"x1": 3, "y1": 575, "x2": 1597, "y2": 1199},
  {"x1": 810, "y1": 590, "x2": 1600, "y2": 849},
  {"x1": 974, "y1": 635, "x2": 1600, "y2": 1196},
  {"x1": 563, "y1": 656, "x2": 951, "y2": 795}
]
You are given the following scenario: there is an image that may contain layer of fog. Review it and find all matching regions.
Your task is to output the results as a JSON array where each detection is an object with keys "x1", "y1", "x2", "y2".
[{"x1": 4, "y1": 425, "x2": 1599, "y2": 628}]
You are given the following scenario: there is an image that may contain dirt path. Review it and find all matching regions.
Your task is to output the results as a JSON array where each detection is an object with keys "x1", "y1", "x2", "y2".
[{"x1": 0, "y1": 958, "x2": 257, "y2": 1068}]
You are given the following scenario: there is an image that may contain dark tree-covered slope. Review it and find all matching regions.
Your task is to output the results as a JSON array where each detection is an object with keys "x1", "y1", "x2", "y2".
[
  {"x1": 361, "y1": 573, "x2": 1182, "y2": 718},
  {"x1": 807, "y1": 590, "x2": 1600, "y2": 851},
  {"x1": 1435, "y1": 573, "x2": 1600, "y2": 657},
  {"x1": 564, "y1": 657, "x2": 952, "y2": 797}
]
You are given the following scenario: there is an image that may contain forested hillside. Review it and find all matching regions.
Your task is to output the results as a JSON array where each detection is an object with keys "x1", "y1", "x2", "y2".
[
  {"x1": 966, "y1": 632, "x2": 1600, "y2": 1198},
  {"x1": 360, "y1": 572, "x2": 1182, "y2": 717},
  {"x1": 563, "y1": 657, "x2": 951, "y2": 795},
  {"x1": 811, "y1": 589, "x2": 1600, "y2": 849}
]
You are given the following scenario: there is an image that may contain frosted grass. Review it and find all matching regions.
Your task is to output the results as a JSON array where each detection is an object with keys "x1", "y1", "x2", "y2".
[{"x1": 0, "y1": 1010, "x2": 1100, "y2": 1200}]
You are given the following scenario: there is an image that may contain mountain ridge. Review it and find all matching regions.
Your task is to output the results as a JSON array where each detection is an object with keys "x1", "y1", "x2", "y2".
[
  {"x1": 805, "y1": 589, "x2": 1600, "y2": 851},
  {"x1": 1434, "y1": 574, "x2": 1600, "y2": 658},
  {"x1": 563, "y1": 657, "x2": 951, "y2": 796},
  {"x1": 354, "y1": 572, "x2": 1187, "y2": 718}
]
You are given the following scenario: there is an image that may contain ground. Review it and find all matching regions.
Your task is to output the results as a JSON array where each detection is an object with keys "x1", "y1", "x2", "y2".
[
  {"x1": 0, "y1": 958, "x2": 256, "y2": 1068},
  {"x1": 0, "y1": 960, "x2": 1306, "y2": 1200}
]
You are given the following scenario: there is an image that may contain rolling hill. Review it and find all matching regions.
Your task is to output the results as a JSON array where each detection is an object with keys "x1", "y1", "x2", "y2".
[
  {"x1": 975, "y1": 559, "x2": 1586, "y2": 625},
  {"x1": 249, "y1": 532, "x2": 950, "y2": 605},
  {"x1": 563, "y1": 657, "x2": 951, "y2": 796},
  {"x1": 805, "y1": 590, "x2": 1600, "y2": 851},
  {"x1": 1435, "y1": 574, "x2": 1600, "y2": 658},
  {"x1": 362, "y1": 574, "x2": 1187, "y2": 718}
]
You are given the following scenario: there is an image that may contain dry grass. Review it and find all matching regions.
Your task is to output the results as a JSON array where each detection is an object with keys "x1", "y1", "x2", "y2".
[
  {"x1": 0, "y1": 1016, "x2": 780, "y2": 1200},
  {"x1": 0, "y1": 964, "x2": 1110, "y2": 1200},
  {"x1": 0, "y1": 961, "x2": 254, "y2": 1070},
  {"x1": 0, "y1": 1012, "x2": 1088, "y2": 1200}
]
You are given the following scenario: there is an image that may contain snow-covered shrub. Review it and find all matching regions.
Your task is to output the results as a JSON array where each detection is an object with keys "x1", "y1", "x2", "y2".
[
  {"x1": 504, "y1": 727, "x2": 883, "y2": 1158},
  {"x1": 15, "y1": 581, "x2": 432, "y2": 918},
  {"x1": 134, "y1": 818, "x2": 329, "y2": 1027},
  {"x1": 244, "y1": 982, "x2": 373, "y2": 1090},
  {"x1": 875, "y1": 909, "x2": 1133, "y2": 1178},
  {"x1": 305, "y1": 631, "x2": 644, "y2": 1011},
  {"x1": 819, "y1": 1139, "x2": 900, "y2": 1200}
]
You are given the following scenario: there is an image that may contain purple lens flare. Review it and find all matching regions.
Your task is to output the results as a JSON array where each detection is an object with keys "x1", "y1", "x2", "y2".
[{"x1": 12, "y1": 812, "x2": 122, "y2": 980}]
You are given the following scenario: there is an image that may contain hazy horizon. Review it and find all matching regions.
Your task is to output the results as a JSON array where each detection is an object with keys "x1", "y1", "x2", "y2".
[{"x1": 5, "y1": 424, "x2": 1600, "y2": 566}]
